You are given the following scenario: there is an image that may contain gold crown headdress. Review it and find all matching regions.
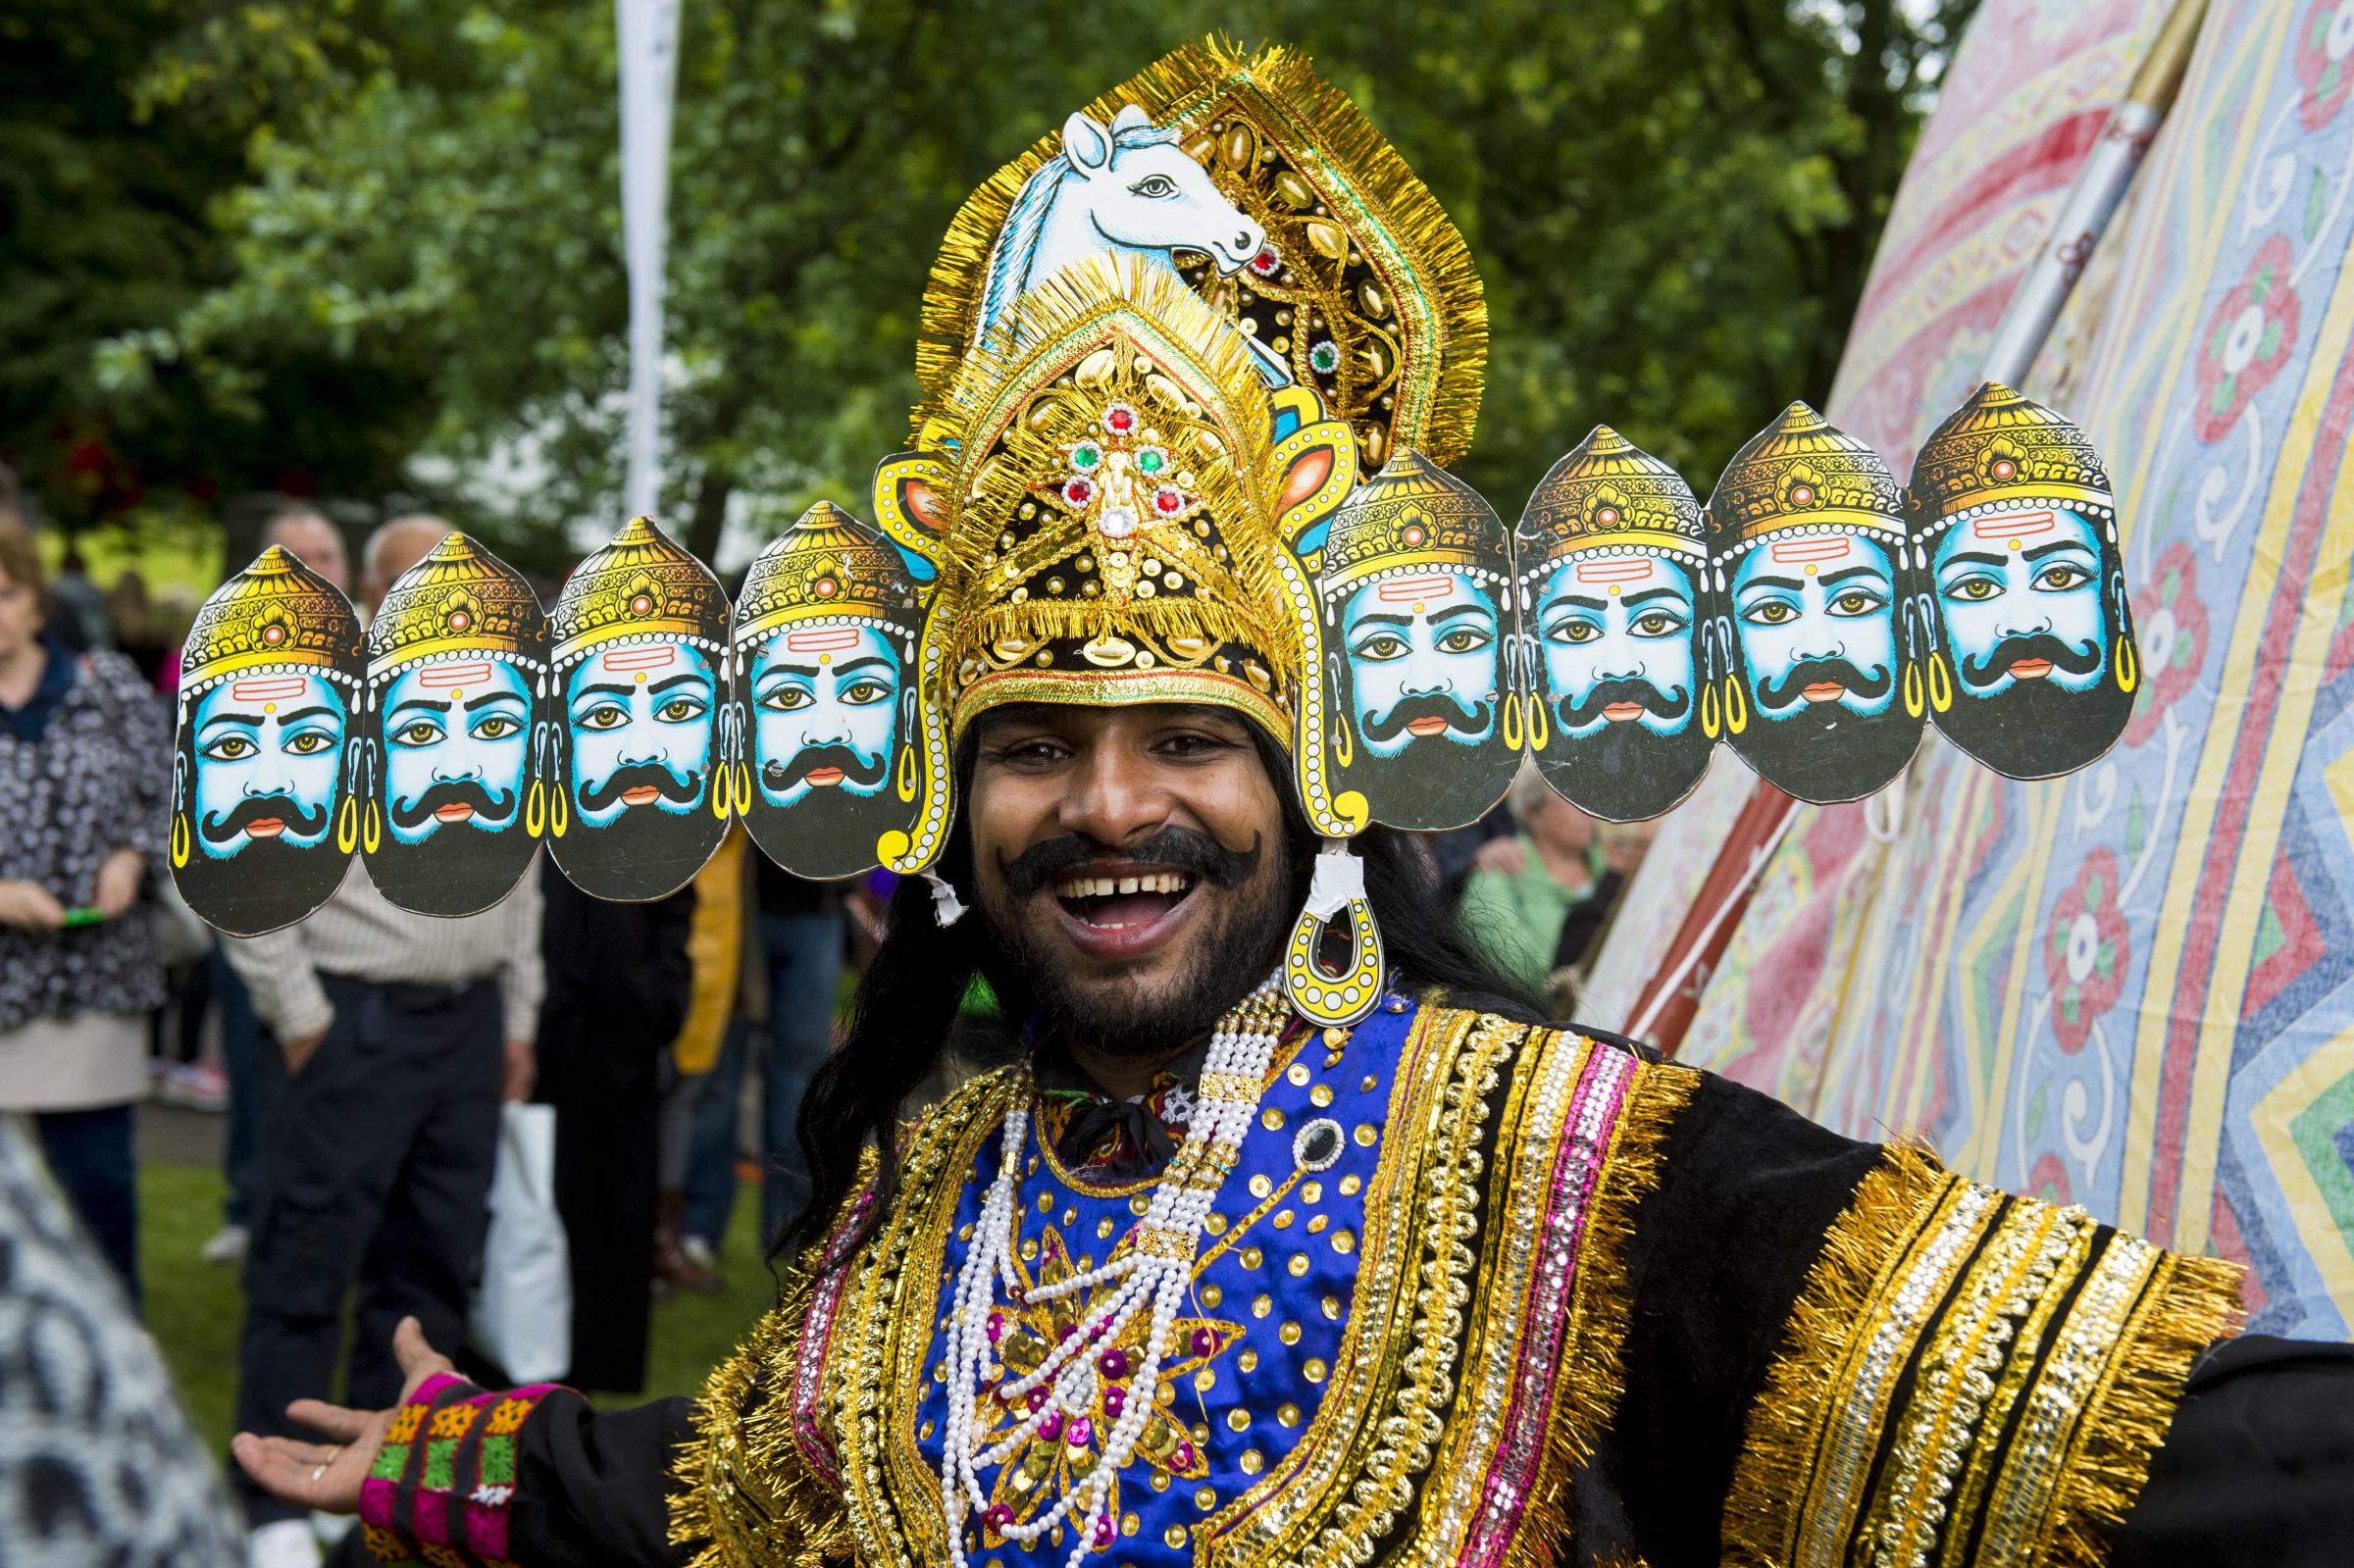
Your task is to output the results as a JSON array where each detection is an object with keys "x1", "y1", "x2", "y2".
[
  {"x1": 1907, "y1": 379, "x2": 2116, "y2": 544},
  {"x1": 1706, "y1": 401, "x2": 1907, "y2": 572},
  {"x1": 366, "y1": 531, "x2": 546, "y2": 686},
  {"x1": 916, "y1": 37, "x2": 1484, "y2": 477},
  {"x1": 548, "y1": 516, "x2": 729, "y2": 672},
  {"x1": 1517, "y1": 425, "x2": 1708, "y2": 573},
  {"x1": 179, "y1": 544, "x2": 364, "y2": 706}
]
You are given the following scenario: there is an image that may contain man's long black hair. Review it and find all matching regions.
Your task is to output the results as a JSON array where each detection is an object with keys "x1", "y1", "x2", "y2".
[{"x1": 777, "y1": 719, "x2": 1545, "y2": 1263}]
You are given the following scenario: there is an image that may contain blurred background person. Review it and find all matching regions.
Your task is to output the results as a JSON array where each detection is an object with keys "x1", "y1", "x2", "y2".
[
  {"x1": 106, "y1": 569, "x2": 176, "y2": 687},
  {"x1": 657, "y1": 831, "x2": 748, "y2": 1295},
  {"x1": 0, "y1": 519, "x2": 173, "y2": 1303},
  {"x1": 1458, "y1": 764, "x2": 1657, "y2": 1017},
  {"x1": 223, "y1": 513, "x2": 543, "y2": 1568},
  {"x1": 531, "y1": 839, "x2": 693, "y2": 1391},
  {"x1": 44, "y1": 542, "x2": 110, "y2": 653},
  {"x1": 202, "y1": 499, "x2": 357, "y2": 1269},
  {"x1": 680, "y1": 849, "x2": 844, "y2": 1266}
]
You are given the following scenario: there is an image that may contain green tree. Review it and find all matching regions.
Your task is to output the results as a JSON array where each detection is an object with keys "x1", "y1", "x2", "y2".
[{"x1": 74, "y1": 0, "x2": 1970, "y2": 568}]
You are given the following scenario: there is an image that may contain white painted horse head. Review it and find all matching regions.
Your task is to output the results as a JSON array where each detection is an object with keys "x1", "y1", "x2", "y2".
[{"x1": 974, "y1": 104, "x2": 1269, "y2": 353}]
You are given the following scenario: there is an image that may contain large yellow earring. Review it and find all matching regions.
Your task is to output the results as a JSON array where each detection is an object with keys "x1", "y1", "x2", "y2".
[
  {"x1": 1502, "y1": 690, "x2": 1524, "y2": 751},
  {"x1": 710, "y1": 768, "x2": 733, "y2": 820},
  {"x1": 335, "y1": 796, "x2": 359, "y2": 854},
  {"x1": 171, "y1": 814, "x2": 190, "y2": 869},
  {"x1": 2114, "y1": 634, "x2": 2138, "y2": 692},
  {"x1": 1528, "y1": 688, "x2": 1550, "y2": 750},
  {"x1": 1283, "y1": 845, "x2": 1385, "y2": 1028},
  {"x1": 526, "y1": 779, "x2": 546, "y2": 838},
  {"x1": 1702, "y1": 682, "x2": 1721, "y2": 739},
  {"x1": 1929, "y1": 651, "x2": 1955, "y2": 714},
  {"x1": 1903, "y1": 661, "x2": 1925, "y2": 718},
  {"x1": 551, "y1": 785, "x2": 570, "y2": 838},
  {"x1": 733, "y1": 761, "x2": 752, "y2": 815},
  {"x1": 1724, "y1": 676, "x2": 1750, "y2": 736},
  {"x1": 362, "y1": 801, "x2": 383, "y2": 855}
]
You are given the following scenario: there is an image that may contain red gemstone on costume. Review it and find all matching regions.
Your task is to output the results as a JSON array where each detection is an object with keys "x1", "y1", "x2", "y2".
[
  {"x1": 1064, "y1": 477, "x2": 1096, "y2": 507},
  {"x1": 1251, "y1": 245, "x2": 1281, "y2": 275},
  {"x1": 1190, "y1": 1327, "x2": 1214, "y2": 1356},
  {"x1": 1153, "y1": 487, "x2": 1184, "y2": 515},
  {"x1": 1107, "y1": 407, "x2": 1135, "y2": 432},
  {"x1": 1039, "y1": 1410, "x2": 1063, "y2": 1441}
]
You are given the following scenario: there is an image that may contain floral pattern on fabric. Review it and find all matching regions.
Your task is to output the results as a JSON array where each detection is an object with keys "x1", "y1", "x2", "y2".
[
  {"x1": 361, "y1": 1373, "x2": 564, "y2": 1568},
  {"x1": 2045, "y1": 848, "x2": 2129, "y2": 1053},
  {"x1": 2194, "y1": 236, "x2": 2301, "y2": 442}
]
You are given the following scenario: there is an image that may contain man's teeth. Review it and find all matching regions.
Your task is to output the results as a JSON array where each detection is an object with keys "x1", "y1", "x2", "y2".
[{"x1": 1057, "y1": 872, "x2": 1192, "y2": 898}]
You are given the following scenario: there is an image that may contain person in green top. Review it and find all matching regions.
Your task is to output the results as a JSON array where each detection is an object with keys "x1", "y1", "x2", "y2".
[{"x1": 1458, "y1": 764, "x2": 1655, "y2": 1009}]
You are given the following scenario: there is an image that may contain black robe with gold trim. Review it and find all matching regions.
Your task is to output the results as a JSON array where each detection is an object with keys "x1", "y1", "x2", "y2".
[{"x1": 354, "y1": 998, "x2": 2353, "y2": 1567}]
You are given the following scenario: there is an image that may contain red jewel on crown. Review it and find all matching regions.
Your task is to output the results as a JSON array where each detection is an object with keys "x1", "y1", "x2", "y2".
[
  {"x1": 1153, "y1": 486, "x2": 1185, "y2": 516},
  {"x1": 1250, "y1": 243, "x2": 1282, "y2": 277},
  {"x1": 629, "y1": 593, "x2": 654, "y2": 616},
  {"x1": 447, "y1": 610, "x2": 472, "y2": 632},
  {"x1": 1063, "y1": 476, "x2": 1097, "y2": 508},
  {"x1": 1597, "y1": 507, "x2": 1620, "y2": 527},
  {"x1": 1403, "y1": 524, "x2": 1427, "y2": 547},
  {"x1": 1993, "y1": 459, "x2": 2018, "y2": 480},
  {"x1": 1790, "y1": 484, "x2": 1816, "y2": 507},
  {"x1": 814, "y1": 577, "x2": 838, "y2": 598},
  {"x1": 1102, "y1": 403, "x2": 1138, "y2": 436},
  {"x1": 261, "y1": 625, "x2": 286, "y2": 644}
]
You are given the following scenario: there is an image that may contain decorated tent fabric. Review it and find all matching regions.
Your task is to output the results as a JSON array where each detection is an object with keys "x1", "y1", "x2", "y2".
[
  {"x1": 1681, "y1": 0, "x2": 2354, "y2": 1338},
  {"x1": 1587, "y1": 0, "x2": 2170, "y2": 1011}
]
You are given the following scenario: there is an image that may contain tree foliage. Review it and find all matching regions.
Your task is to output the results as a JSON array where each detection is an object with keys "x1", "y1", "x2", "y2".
[{"x1": 13, "y1": 0, "x2": 1973, "y2": 568}]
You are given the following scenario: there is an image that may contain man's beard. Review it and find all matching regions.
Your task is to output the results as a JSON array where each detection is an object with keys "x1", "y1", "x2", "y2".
[
  {"x1": 1539, "y1": 692, "x2": 1714, "y2": 821},
  {"x1": 974, "y1": 824, "x2": 1296, "y2": 1060},
  {"x1": 174, "y1": 816, "x2": 351, "y2": 937},
  {"x1": 742, "y1": 764, "x2": 909, "y2": 879},
  {"x1": 1935, "y1": 654, "x2": 2132, "y2": 778},
  {"x1": 550, "y1": 785, "x2": 724, "y2": 900},
  {"x1": 366, "y1": 795, "x2": 539, "y2": 917},
  {"x1": 1729, "y1": 655, "x2": 1921, "y2": 802}
]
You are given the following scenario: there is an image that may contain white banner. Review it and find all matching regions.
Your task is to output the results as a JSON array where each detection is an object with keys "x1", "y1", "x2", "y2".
[{"x1": 617, "y1": 0, "x2": 682, "y2": 523}]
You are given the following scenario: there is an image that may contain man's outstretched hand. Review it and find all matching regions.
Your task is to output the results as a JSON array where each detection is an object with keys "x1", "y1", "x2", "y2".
[{"x1": 231, "y1": 1315, "x2": 455, "y2": 1514}]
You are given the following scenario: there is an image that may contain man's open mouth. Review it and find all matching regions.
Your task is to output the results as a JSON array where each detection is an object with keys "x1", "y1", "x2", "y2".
[
  {"x1": 1802, "y1": 682, "x2": 1846, "y2": 703},
  {"x1": 1051, "y1": 868, "x2": 1197, "y2": 932}
]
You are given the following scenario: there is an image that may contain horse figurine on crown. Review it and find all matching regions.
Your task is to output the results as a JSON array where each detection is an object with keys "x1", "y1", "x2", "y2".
[{"x1": 974, "y1": 103, "x2": 1290, "y2": 385}]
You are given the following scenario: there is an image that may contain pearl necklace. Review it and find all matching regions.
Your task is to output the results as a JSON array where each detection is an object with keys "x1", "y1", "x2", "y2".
[{"x1": 938, "y1": 975, "x2": 1290, "y2": 1568}]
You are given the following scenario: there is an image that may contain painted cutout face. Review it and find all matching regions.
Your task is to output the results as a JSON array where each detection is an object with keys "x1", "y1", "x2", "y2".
[
  {"x1": 1929, "y1": 503, "x2": 2132, "y2": 776},
  {"x1": 1340, "y1": 572, "x2": 1502, "y2": 756},
  {"x1": 1530, "y1": 551, "x2": 1713, "y2": 820},
  {"x1": 751, "y1": 626, "x2": 900, "y2": 807},
  {"x1": 1725, "y1": 531, "x2": 1920, "y2": 799},
  {"x1": 190, "y1": 675, "x2": 348, "y2": 856},
  {"x1": 381, "y1": 660, "x2": 533, "y2": 843},
  {"x1": 565, "y1": 643, "x2": 718, "y2": 824}
]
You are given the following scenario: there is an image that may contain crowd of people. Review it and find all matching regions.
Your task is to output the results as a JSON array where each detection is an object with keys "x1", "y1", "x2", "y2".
[{"x1": 0, "y1": 468, "x2": 1663, "y2": 1567}]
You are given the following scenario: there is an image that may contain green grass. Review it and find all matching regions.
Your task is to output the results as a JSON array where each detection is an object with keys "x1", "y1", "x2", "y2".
[{"x1": 140, "y1": 1160, "x2": 780, "y2": 1453}]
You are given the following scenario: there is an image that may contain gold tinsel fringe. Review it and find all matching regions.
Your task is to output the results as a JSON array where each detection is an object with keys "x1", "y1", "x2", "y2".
[
  {"x1": 912, "y1": 36, "x2": 1485, "y2": 468},
  {"x1": 1718, "y1": 1140, "x2": 1955, "y2": 1568},
  {"x1": 1508, "y1": 1048, "x2": 1699, "y2": 1568},
  {"x1": 2042, "y1": 1247, "x2": 2245, "y2": 1568},
  {"x1": 669, "y1": 1189, "x2": 871, "y2": 1567}
]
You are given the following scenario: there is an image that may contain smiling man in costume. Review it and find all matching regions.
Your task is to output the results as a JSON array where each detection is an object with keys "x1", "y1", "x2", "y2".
[{"x1": 227, "y1": 41, "x2": 2350, "y2": 1568}]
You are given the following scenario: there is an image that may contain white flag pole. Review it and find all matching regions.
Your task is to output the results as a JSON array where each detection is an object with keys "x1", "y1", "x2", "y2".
[{"x1": 617, "y1": 0, "x2": 682, "y2": 523}]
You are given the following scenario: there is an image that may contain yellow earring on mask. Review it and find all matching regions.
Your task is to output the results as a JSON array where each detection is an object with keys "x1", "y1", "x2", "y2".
[
  {"x1": 1723, "y1": 676, "x2": 1750, "y2": 736},
  {"x1": 1502, "y1": 690, "x2": 1524, "y2": 751},
  {"x1": 335, "y1": 795, "x2": 359, "y2": 854},
  {"x1": 733, "y1": 760, "x2": 752, "y2": 815},
  {"x1": 2114, "y1": 633, "x2": 2138, "y2": 692},
  {"x1": 1903, "y1": 661, "x2": 1925, "y2": 718},
  {"x1": 362, "y1": 800, "x2": 383, "y2": 855},
  {"x1": 550, "y1": 784, "x2": 570, "y2": 838},
  {"x1": 171, "y1": 813, "x2": 190, "y2": 869},
  {"x1": 1283, "y1": 841, "x2": 1386, "y2": 1029},
  {"x1": 1929, "y1": 651, "x2": 1956, "y2": 714},
  {"x1": 1701, "y1": 682, "x2": 1721, "y2": 740},
  {"x1": 526, "y1": 779, "x2": 546, "y2": 838}
]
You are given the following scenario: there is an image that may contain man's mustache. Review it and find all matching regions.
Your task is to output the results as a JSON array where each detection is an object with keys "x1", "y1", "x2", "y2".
[
  {"x1": 762, "y1": 744, "x2": 889, "y2": 792},
  {"x1": 1360, "y1": 691, "x2": 1492, "y2": 742},
  {"x1": 998, "y1": 826, "x2": 1263, "y2": 899},
  {"x1": 1758, "y1": 657, "x2": 1895, "y2": 710},
  {"x1": 202, "y1": 794, "x2": 331, "y2": 844},
  {"x1": 579, "y1": 760, "x2": 703, "y2": 811},
  {"x1": 1960, "y1": 632, "x2": 2104, "y2": 689},
  {"x1": 1558, "y1": 677, "x2": 1690, "y2": 729},
  {"x1": 390, "y1": 779, "x2": 519, "y2": 831}
]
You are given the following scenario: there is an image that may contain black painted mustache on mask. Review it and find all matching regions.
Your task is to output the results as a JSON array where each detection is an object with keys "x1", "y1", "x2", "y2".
[
  {"x1": 1359, "y1": 691, "x2": 1493, "y2": 742},
  {"x1": 202, "y1": 794, "x2": 332, "y2": 844},
  {"x1": 1558, "y1": 677, "x2": 1691, "y2": 729},
  {"x1": 1758, "y1": 657, "x2": 1896, "y2": 710},
  {"x1": 1960, "y1": 632, "x2": 2105, "y2": 689},
  {"x1": 578, "y1": 760, "x2": 703, "y2": 812},
  {"x1": 762, "y1": 743, "x2": 890, "y2": 792},
  {"x1": 389, "y1": 779, "x2": 519, "y2": 831},
  {"x1": 998, "y1": 826, "x2": 1264, "y2": 900}
]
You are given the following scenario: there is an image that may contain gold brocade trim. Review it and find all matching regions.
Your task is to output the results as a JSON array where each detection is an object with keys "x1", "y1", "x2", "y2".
[
  {"x1": 1505, "y1": 1055, "x2": 1698, "y2": 1568},
  {"x1": 1198, "y1": 1002, "x2": 1462, "y2": 1565},
  {"x1": 1719, "y1": 1143, "x2": 1966, "y2": 1568},
  {"x1": 2023, "y1": 1244, "x2": 2244, "y2": 1568},
  {"x1": 951, "y1": 666, "x2": 1290, "y2": 746},
  {"x1": 671, "y1": 1246, "x2": 857, "y2": 1565}
]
